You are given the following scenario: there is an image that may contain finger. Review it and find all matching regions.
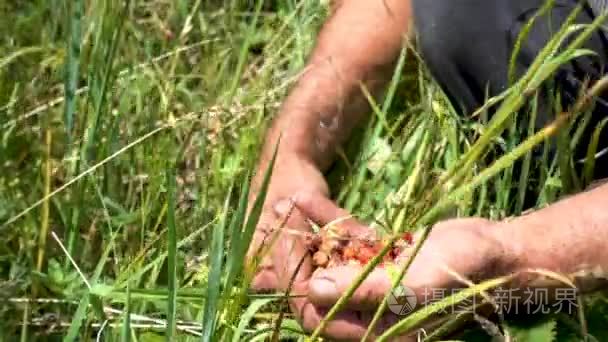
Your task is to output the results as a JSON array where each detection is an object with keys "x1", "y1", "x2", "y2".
[
  {"x1": 250, "y1": 255, "x2": 279, "y2": 292},
  {"x1": 291, "y1": 285, "x2": 412, "y2": 341},
  {"x1": 308, "y1": 265, "x2": 399, "y2": 311},
  {"x1": 289, "y1": 280, "x2": 369, "y2": 340},
  {"x1": 271, "y1": 199, "x2": 314, "y2": 290},
  {"x1": 309, "y1": 263, "x2": 441, "y2": 314},
  {"x1": 296, "y1": 299, "x2": 370, "y2": 341},
  {"x1": 293, "y1": 190, "x2": 371, "y2": 237},
  {"x1": 246, "y1": 208, "x2": 283, "y2": 292},
  {"x1": 308, "y1": 267, "x2": 450, "y2": 340}
]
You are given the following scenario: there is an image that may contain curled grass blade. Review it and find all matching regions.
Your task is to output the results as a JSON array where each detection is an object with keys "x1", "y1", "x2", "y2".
[
  {"x1": 508, "y1": 0, "x2": 556, "y2": 85},
  {"x1": 0, "y1": 46, "x2": 45, "y2": 70}
]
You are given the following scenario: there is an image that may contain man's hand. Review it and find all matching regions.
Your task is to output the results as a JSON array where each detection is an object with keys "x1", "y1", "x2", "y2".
[
  {"x1": 307, "y1": 218, "x2": 509, "y2": 311},
  {"x1": 245, "y1": 0, "x2": 413, "y2": 338},
  {"x1": 246, "y1": 155, "x2": 329, "y2": 292},
  {"x1": 250, "y1": 189, "x2": 418, "y2": 341},
  {"x1": 301, "y1": 217, "x2": 509, "y2": 340},
  {"x1": 246, "y1": 0, "x2": 411, "y2": 298},
  {"x1": 301, "y1": 183, "x2": 608, "y2": 339}
]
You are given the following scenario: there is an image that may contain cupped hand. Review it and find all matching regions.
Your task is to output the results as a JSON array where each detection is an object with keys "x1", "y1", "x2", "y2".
[
  {"x1": 246, "y1": 155, "x2": 329, "y2": 292},
  {"x1": 244, "y1": 155, "x2": 512, "y2": 340},
  {"x1": 246, "y1": 154, "x2": 415, "y2": 340},
  {"x1": 304, "y1": 217, "x2": 514, "y2": 339}
]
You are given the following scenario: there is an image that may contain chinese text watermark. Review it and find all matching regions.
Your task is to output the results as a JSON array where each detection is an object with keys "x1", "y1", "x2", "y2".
[{"x1": 387, "y1": 286, "x2": 578, "y2": 315}]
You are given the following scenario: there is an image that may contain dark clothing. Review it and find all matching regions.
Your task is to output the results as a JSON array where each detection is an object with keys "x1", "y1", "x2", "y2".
[{"x1": 412, "y1": 0, "x2": 608, "y2": 179}]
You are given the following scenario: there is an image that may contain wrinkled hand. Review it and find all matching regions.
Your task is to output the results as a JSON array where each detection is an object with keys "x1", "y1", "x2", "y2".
[
  {"x1": 245, "y1": 155, "x2": 512, "y2": 340},
  {"x1": 246, "y1": 155, "x2": 329, "y2": 293},
  {"x1": 304, "y1": 217, "x2": 513, "y2": 340},
  {"x1": 246, "y1": 154, "x2": 411, "y2": 340}
]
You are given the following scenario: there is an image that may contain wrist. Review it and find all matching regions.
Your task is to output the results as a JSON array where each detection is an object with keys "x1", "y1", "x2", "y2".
[
  {"x1": 493, "y1": 218, "x2": 545, "y2": 272},
  {"x1": 265, "y1": 109, "x2": 339, "y2": 172},
  {"x1": 494, "y1": 214, "x2": 608, "y2": 294},
  {"x1": 493, "y1": 213, "x2": 581, "y2": 289},
  {"x1": 254, "y1": 145, "x2": 328, "y2": 194},
  {"x1": 487, "y1": 219, "x2": 546, "y2": 282}
]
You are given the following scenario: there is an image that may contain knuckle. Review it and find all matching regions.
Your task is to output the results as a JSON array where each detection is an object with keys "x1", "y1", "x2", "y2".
[{"x1": 294, "y1": 190, "x2": 317, "y2": 209}]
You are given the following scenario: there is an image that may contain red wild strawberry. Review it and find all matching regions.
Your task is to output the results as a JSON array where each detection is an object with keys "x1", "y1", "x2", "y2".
[
  {"x1": 343, "y1": 246, "x2": 357, "y2": 260},
  {"x1": 402, "y1": 232, "x2": 414, "y2": 245},
  {"x1": 356, "y1": 247, "x2": 377, "y2": 265}
]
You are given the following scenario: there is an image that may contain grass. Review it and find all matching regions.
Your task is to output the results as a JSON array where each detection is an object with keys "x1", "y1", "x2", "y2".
[{"x1": 2, "y1": 0, "x2": 608, "y2": 341}]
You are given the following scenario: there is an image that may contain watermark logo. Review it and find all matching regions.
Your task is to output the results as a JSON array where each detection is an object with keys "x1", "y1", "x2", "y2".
[
  {"x1": 388, "y1": 285, "x2": 417, "y2": 315},
  {"x1": 386, "y1": 286, "x2": 578, "y2": 316}
]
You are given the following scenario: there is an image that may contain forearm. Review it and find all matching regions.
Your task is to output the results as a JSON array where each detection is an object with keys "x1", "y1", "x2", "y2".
[
  {"x1": 260, "y1": 0, "x2": 412, "y2": 174},
  {"x1": 501, "y1": 184, "x2": 608, "y2": 279}
]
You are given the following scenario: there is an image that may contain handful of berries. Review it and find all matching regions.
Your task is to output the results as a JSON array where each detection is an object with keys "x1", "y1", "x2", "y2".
[{"x1": 304, "y1": 226, "x2": 414, "y2": 269}]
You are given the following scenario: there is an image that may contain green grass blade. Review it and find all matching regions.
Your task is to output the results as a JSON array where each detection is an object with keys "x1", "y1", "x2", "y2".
[
  {"x1": 63, "y1": 292, "x2": 91, "y2": 342},
  {"x1": 166, "y1": 166, "x2": 178, "y2": 340},
  {"x1": 439, "y1": 4, "x2": 584, "y2": 188},
  {"x1": 63, "y1": 0, "x2": 84, "y2": 142},
  {"x1": 508, "y1": 0, "x2": 556, "y2": 85},
  {"x1": 422, "y1": 115, "x2": 567, "y2": 226},
  {"x1": 583, "y1": 118, "x2": 608, "y2": 185},
  {"x1": 377, "y1": 276, "x2": 512, "y2": 341},
  {"x1": 120, "y1": 281, "x2": 132, "y2": 342},
  {"x1": 232, "y1": 298, "x2": 276, "y2": 342},
  {"x1": 515, "y1": 93, "x2": 538, "y2": 214},
  {"x1": 240, "y1": 137, "x2": 280, "y2": 279},
  {"x1": 344, "y1": 48, "x2": 408, "y2": 210},
  {"x1": 360, "y1": 83, "x2": 391, "y2": 133},
  {"x1": 224, "y1": 170, "x2": 252, "y2": 291},
  {"x1": 83, "y1": 1, "x2": 131, "y2": 161},
  {"x1": 381, "y1": 47, "x2": 408, "y2": 114},
  {"x1": 225, "y1": 0, "x2": 265, "y2": 103},
  {"x1": 201, "y1": 188, "x2": 231, "y2": 342},
  {"x1": 423, "y1": 75, "x2": 608, "y2": 227}
]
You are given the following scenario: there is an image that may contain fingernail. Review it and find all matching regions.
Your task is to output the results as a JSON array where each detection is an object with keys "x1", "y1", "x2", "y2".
[
  {"x1": 310, "y1": 278, "x2": 338, "y2": 299},
  {"x1": 273, "y1": 199, "x2": 293, "y2": 216}
]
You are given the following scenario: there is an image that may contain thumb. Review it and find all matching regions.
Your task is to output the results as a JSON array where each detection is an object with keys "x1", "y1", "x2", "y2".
[{"x1": 309, "y1": 265, "x2": 405, "y2": 311}]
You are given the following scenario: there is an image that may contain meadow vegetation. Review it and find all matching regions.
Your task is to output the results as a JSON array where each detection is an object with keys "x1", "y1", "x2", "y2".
[{"x1": 1, "y1": 0, "x2": 608, "y2": 340}]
